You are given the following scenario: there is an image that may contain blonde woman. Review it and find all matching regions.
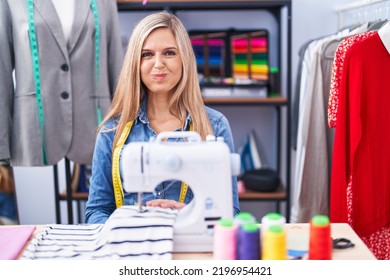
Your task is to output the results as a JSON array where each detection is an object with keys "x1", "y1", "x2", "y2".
[{"x1": 85, "y1": 11, "x2": 239, "y2": 224}]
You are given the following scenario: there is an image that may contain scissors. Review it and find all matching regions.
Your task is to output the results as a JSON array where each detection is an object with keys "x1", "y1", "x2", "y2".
[{"x1": 333, "y1": 238, "x2": 355, "y2": 249}]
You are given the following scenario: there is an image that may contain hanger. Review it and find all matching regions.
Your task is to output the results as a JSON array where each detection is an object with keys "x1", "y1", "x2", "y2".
[{"x1": 367, "y1": 19, "x2": 388, "y2": 31}]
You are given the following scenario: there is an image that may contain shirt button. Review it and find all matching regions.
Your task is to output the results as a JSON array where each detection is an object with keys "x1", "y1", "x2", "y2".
[
  {"x1": 61, "y1": 91, "x2": 69, "y2": 99},
  {"x1": 157, "y1": 192, "x2": 161, "y2": 196},
  {"x1": 61, "y1": 64, "x2": 69, "y2": 71}
]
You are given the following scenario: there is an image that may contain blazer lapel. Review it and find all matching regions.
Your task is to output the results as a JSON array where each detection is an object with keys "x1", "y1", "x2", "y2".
[
  {"x1": 68, "y1": 1, "x2": 91, "y2": 53},
  {"x1": 33, "y1": 0, "x2": 68, "y2": 59}
]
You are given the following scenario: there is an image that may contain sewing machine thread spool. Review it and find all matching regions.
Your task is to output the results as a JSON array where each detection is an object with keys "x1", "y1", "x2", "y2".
[
  {"x1": 261, "y1": 212, "x2": 286, "y2": 235},
  {"x1": 237, "y1": 222, "x2": 260, "y2": 260},
  {"x1": 308, "y1": 215, "x2": 332, "y2": 260},
  {"x1": 234, "y1": 212, "x2": 256, "y2": 226},
  {"x1": 213, "y1": 218, "x2": 237, "y2": 260},
  {"x1": 262, "y1": 225, "x2": 287, "y2": 260}
]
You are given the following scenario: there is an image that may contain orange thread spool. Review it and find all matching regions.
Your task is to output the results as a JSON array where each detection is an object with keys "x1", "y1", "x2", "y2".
[{"x1": 308, "y1": 215, "x2": 332, "y2": 260}]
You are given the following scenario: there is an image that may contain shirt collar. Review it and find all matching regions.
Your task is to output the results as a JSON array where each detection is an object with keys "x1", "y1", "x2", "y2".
[
  {"x1": 135, "y1": 96, "x2": 148, "y2": 125},
  {"x1": 378, "y1": 21, "x2": 390, "y2": 54},
  {"x1": 135, "y1": 96, "x2": 193, "y2": 130}
]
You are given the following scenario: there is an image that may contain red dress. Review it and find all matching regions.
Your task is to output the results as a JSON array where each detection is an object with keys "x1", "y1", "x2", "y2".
[{"x1": 329, "y1": 31, "x2": 390, "y2": 260}]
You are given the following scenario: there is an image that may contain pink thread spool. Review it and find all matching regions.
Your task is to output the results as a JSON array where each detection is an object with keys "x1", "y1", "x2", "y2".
[
  {"x1": 308, "y1": 215, "x2": 332, "y2": 260},
  {"x1": 213, "y1": 218, "x2": 238, "y2": 260}
]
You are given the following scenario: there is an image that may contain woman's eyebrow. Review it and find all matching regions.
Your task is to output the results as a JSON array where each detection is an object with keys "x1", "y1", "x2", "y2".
[{"x1": 142, "y1": 46, "x2": 178, "y2": 51}]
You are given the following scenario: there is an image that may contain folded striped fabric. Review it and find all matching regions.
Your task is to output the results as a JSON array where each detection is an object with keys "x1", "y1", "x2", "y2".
[{"x1": 21, "y1": 206, "x2": 178, "y2": 260}]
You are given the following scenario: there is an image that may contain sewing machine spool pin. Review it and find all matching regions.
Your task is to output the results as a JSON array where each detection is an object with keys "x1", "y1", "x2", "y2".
[{"x1": 137, "y1": 192, "x2": 147, "y2": 213}]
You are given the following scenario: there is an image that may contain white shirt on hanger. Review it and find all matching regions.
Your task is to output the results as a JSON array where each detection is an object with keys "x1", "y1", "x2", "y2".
[
  {"x1": 51, "y1": 0, "x2": 75, "y2": 42},
  {"x1": 378, "y1": 21, "x2": 390, "y2": 54}
]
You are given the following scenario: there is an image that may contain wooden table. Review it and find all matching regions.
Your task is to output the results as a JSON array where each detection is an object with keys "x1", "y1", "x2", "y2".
[{"x1": 16, "y1": 223, "x2": 376, "y2": 260}]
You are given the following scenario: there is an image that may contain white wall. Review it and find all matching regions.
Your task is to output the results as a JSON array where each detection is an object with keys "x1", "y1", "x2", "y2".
[{"x1": 14, "y1": 0, "x2": 355, "y2": 225}]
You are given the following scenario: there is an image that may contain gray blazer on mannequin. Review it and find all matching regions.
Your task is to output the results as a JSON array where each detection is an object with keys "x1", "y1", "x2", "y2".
[{"x1": 0, "y1": 0, "x2": 124, "y2": 166}]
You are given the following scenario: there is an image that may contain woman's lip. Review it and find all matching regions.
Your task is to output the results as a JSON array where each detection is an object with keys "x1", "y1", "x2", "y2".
[{"x1": 151, "y1": 74, "x2": 168, "y2": 79}]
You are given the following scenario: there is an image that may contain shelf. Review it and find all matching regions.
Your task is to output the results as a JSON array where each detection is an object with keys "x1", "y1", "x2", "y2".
[
  {"x1": 238, "y1": 185, "x2": 286, "y2": 201},
  {"x1": 118, "y1": 0, "x2": 289, "y2": 2},
  {"x1": 203, "y1": 96, "x2": 287, "y2": 105},
  {"x1": 117, "y1": 0, "x2": 291, "y2": 11},
  {"x1": 59, "y1": 192, "x2": 88, "y2": 201},
  {"x1": 117, "y1": 0, "x2": 290, "y2": 6}
]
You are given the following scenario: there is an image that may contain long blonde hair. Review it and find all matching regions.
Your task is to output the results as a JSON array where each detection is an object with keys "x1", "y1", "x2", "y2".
[{"x1": 100, "y1": 11, "x2": 213, "y2": 149}]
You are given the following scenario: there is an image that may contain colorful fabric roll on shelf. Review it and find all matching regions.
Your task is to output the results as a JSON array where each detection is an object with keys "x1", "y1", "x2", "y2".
[{"x1": 232, "y1": 36, "x2": 269, "y2": 81}]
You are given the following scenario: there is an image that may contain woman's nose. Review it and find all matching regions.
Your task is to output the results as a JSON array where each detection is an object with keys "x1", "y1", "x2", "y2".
[{"x1": 153, "y1": 54, "x2": 165, "y2": 69}]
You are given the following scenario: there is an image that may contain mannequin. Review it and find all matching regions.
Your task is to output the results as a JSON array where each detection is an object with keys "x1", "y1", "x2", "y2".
[
  {"x1": 0, "y1": 0, "x2": 124, "y2": 223},
  {"x1": 0, "y1": 0, "x2": 124, "y2": 166}
]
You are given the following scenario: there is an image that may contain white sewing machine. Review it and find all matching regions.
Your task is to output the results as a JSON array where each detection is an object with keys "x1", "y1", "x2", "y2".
[{"x1": 121, "y1": 131, "x2": 240, "y2": 252}]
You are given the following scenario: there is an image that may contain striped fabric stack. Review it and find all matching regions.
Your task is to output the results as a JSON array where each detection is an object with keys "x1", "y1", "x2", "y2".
[{"x1": 21, "y1": 206, "x2": 178, "y2": 260}]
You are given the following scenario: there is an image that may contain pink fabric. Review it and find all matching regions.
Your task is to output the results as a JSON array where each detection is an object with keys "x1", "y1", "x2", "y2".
[
  {"x1": 237, "y1": 180, "x2": 246, "y2": 194},
  {"x1": 0, "y1": 225, "x2": 35, "y2": 260}
]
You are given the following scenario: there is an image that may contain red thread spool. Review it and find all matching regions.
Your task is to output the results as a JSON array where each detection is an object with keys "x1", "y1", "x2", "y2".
[{"x1": 308, "y1": 215, "x2": 332, "y2": 260}]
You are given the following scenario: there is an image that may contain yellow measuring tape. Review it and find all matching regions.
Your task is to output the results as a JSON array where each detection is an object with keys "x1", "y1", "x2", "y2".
[{"x1": 112, "y1": 121, "x2": 192, "y2": 208}]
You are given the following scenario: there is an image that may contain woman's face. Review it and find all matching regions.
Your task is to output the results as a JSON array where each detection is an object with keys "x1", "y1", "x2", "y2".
[{"x1": 140, "y1": 28, "x2": 182, "y2": 96}]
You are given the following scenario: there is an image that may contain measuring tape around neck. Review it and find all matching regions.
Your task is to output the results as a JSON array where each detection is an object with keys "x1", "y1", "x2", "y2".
[{"x1": 112, "y1": 121, "x2": 192, "y2": 208}]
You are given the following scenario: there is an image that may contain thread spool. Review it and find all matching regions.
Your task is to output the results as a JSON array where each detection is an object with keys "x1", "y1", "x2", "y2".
[
  {"x1": 234, "y1": 212, "x2": 256, "y2": 226},
  {"x1": 261, "y1": 212, "x2": 286, "y2": 235},
  {"x1": 308, "y1": 215, "x2": 332, "y2": 260},
  {"x1": 269, "y1": 67, "x2": 280, "y2": 97},
  {"x1": 262, "y1": 225, "x2": 287, "y2": 260},
  {"x1": 213, "y1": 218, "x2": 238, "y2": 260},
  {"x1": 237, "y1": 222, "x2": 260, "y2": 260}
]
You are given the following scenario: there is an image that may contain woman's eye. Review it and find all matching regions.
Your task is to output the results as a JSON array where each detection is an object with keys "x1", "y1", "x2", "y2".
[
  {"x1": 141, "y1": 52, "x2": 153, "y2": 58},
  {"x1": 165, "y1": 51, "x2": 176, "y2": 56}
]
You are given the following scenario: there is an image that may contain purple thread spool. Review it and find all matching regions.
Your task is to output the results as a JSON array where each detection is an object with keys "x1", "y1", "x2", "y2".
[{"x1": 237, "y1": 222, "x2": 260, "y2": 260}]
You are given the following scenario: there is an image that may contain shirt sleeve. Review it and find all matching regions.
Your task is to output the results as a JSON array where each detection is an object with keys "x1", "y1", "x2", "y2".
[
  {"x1": 214, "y1": 114, "x2": 240, "y2": 215},
  {"x1": 85, "y1": 128, "x2": 116, "y2": 224}
]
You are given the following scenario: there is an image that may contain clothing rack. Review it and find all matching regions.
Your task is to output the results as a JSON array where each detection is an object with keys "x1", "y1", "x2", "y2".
[{"x1": 335, "y1": 0, "x2": 389, "y2": 29}]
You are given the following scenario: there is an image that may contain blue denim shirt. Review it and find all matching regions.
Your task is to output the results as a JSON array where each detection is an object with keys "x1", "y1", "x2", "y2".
[
  {"x1": 0, "y1": 191, "x2": 17, "y2": 221},
  {"x1": 85, "y1": 98, "x2": 240, "y2": 223}
]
